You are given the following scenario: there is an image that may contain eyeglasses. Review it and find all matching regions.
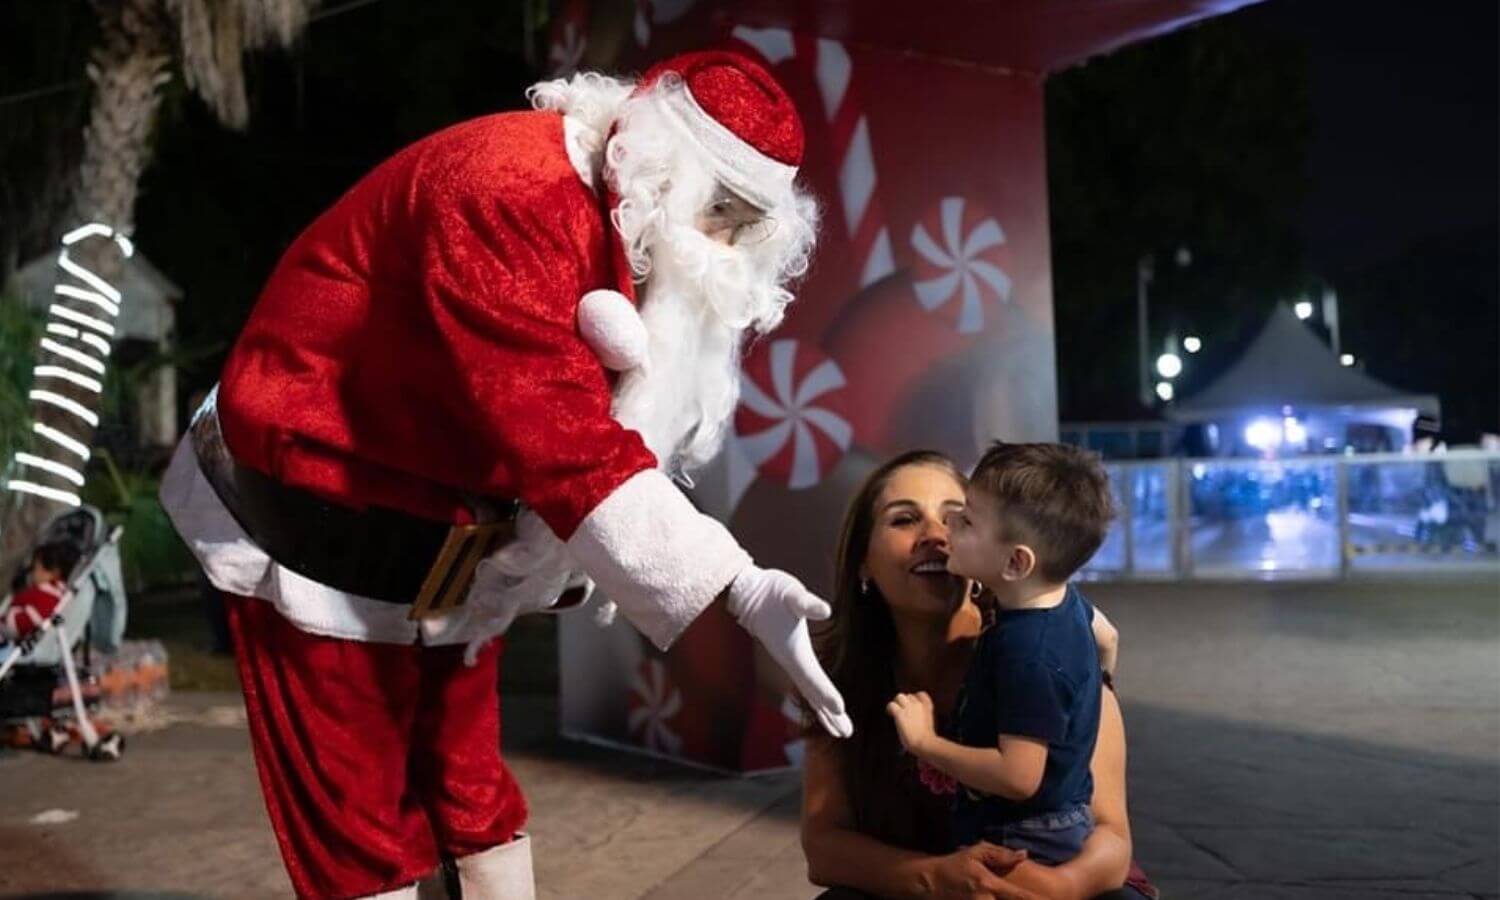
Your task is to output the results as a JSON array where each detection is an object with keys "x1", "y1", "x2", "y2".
[{"x1": 699, "y1": 195, "x2": 778, "y2": 246}]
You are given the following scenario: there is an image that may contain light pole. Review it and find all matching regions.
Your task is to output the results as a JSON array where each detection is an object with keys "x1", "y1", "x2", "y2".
[
  {"x1": 1137, "y1": 247, "x2": 1190, "y2": 408},
  {"x1": 1137, "y1": 254, "x2": 1154, "y2": 408},
  {"x1": 1321, "y1": 285, "x2": 1341, "y2": 356}
]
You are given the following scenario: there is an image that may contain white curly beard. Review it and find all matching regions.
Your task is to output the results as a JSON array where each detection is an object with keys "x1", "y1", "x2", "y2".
[
  {"x1": 473, "y1": 194, "x2": 775, "y2": 631},
  {"x1": 466, "y1": 85, "x2": 815, "y2": 637},
  {"x1": 610, "y1": 234, "x2": 750, "y2": 475}
]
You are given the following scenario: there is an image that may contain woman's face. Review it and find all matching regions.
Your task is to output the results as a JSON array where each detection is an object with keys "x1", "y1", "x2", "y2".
[{"x1": 862, "y1": 463, "x2": 969, "y2": 617}]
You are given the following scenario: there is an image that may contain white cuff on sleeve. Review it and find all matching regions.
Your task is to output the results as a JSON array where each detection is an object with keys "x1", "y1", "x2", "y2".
[{"x1": 566, "y1": 469, "x2": 750, "y2": 650}]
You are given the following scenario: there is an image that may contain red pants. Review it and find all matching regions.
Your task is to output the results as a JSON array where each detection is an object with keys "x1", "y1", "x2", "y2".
[{"x1": 227, "y1": 595, "x2": 527, "y2": 899}]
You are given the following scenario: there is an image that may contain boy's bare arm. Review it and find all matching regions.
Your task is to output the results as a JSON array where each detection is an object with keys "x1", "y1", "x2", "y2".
[
  {"x1": 915, "y1": 732, "x2": 1048, "y2": 801},
  {"x1": 887, "y1": 692, "x2": 1048, "y2": 800},
  {"x1": 1091, "y1": 607, "x2": 1119, "y2": 677}
]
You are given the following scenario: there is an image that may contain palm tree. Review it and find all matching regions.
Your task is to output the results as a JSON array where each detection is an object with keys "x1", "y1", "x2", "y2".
[{"x1": 0, "y1": 0, "x2": 319, "y2": 583}]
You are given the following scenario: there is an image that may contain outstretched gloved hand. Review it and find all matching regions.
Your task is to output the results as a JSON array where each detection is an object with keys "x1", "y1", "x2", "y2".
[{"x1": 726, "y1": 564, "x2": 853, "y2": 739}]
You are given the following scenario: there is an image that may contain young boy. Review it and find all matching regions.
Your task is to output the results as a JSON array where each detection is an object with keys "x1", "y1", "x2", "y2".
[
  {"x1": 0, "y1": 540, "x2": 80, "y2": 645},
  {"x1": 887, "y1": 441, "x2": 1115, "y2": 864}
]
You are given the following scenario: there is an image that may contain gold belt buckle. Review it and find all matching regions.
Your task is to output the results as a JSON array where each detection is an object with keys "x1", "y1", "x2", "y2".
[{"x1": 409, "y1": 520, "x2": 515, "y2": 621}]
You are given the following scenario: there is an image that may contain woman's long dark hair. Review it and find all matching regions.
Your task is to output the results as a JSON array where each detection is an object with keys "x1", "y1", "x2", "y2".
[{"x1": 811, "y1": 449, "x2": 964, "y2": 853}]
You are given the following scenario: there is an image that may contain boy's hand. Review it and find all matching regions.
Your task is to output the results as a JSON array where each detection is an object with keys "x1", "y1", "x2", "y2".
[{"x1": 887, "y1": 691, "x2": 938, "y2": 755}]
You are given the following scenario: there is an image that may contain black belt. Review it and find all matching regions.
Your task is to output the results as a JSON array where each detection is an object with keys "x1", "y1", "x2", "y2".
[{"x1": 189, "y1": 399, "x2": 517, "y2": 615}]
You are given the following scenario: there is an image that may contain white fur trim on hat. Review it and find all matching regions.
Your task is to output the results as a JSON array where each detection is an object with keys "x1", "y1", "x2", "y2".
[
  {"x1": 566, "y1": 469, "x2": 750, "y2": 650},
  {"x1": 655, "y1": 81, "x2": 796, "y2": 210},
  {"x1": 578, "y1": 289, "x2": 648, "y2": 371}
]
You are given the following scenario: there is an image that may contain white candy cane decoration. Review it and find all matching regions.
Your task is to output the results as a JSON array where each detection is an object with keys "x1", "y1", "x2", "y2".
[
  {"x1": 732, "y1": 27, "x2": 894, "y2": 289},
  {"x1": 547, "y1": 20, "x2": 585, "y2": 75},
  {"x1": 5, "y1": 223, "x2": 130, "y2": 508},
  {"x1": 626, "y1": 658, "x2": 684, "y2": 755},
  {"x1": 910, "y1": 196, "x2": 1012, "y2": 334},
  {"x1": 634, "y1": 0, "x2": 698, "y2": 48}
]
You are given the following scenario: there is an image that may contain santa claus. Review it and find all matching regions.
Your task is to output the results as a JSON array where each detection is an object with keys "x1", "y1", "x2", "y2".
[{"x1": 160, "y1": 51, "x2": 850, "y2": 899}]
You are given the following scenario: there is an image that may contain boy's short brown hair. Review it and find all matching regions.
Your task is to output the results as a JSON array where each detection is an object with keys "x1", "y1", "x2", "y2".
[{"x1": 969, "y1": 441, "x2": 1115, "y2": 583}]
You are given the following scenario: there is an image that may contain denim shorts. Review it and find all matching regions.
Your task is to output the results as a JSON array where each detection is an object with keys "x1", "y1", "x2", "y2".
[{"x1": 982, "y1": 805, "x2": 1094, "y2": 866}]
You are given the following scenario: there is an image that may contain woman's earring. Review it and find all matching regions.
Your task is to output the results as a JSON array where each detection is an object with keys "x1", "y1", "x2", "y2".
[{"x1": 860, "y1": 578, "x2": 871, "y2": 597}]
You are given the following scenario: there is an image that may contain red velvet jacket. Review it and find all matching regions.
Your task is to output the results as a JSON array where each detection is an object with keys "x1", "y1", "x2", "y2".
[
  {"x1": 218, "y1": 111, "x2": 656, "y2": 539},
  {"x1": 1, "y1": 580, "x2": 64, "y2": 641}
]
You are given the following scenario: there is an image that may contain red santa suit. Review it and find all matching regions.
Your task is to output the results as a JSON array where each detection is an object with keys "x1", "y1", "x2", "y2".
[
  {"x1": 161, "y1": 51, "x2": 840, "y2": 900},
  {"x1": 0, "y1": 579, "x2": 64, "y2": 641}
]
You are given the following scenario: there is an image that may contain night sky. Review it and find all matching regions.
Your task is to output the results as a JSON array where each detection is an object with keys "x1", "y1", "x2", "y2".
[
  {"x1": 1057, "y1": 0, "x2": 1499, "y2": 439},
  {"x1": 1261, "y1": 0, "x2": 1496, "y2": 439},
  {"x1": 1263, "y1": 0, "x2": 1497, "y2": 277}
]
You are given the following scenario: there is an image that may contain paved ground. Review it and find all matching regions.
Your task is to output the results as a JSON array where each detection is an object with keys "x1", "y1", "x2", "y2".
[{"x1": 0, "y1": 578, "x2": 1496, "y2": 899}]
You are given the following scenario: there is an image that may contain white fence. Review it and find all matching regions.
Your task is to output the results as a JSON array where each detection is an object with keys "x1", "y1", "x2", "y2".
[{"x1": 1081, "y1": 450, "x2": 1500, "y2": 580}]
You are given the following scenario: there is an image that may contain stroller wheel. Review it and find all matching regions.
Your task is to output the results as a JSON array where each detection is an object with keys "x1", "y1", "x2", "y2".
[
  {"x1": 38, "y1": 726, "x2": 70, "y2": 755},
  {"x1": 88, "y1": 732, "x2": 125, "y2": 762}
]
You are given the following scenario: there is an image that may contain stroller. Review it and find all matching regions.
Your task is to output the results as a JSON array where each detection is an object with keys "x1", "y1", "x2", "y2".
[{"x1": 0, "y1": 505, "x2": 128, "y2": 761}]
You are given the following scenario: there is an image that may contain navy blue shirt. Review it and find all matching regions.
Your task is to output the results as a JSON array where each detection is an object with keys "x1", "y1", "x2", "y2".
[{"x1": 951, "y1": 585, "x2": 1101, "y2": 846}]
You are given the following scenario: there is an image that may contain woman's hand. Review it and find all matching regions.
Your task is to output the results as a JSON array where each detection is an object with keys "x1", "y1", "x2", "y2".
[
  {"x1": 887, "y1": 691, "x2": 938, "y2": 755},
  {"x1": 998, "y1": 858, "x2": 1088, "y2": 900},
  {"x1": 924, "y1": 843, "x2": 1039, "y2": 899}
]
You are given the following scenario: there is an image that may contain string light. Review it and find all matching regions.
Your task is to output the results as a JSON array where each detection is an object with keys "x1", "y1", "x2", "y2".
[
  {"x1": 13, "y1": 453, "x2": 85, "y2": 487},
  {"x1": 6, "y1": 222, "x2": 127, "y2": 510},
  {"x1": 33, "y1": 422, "x2": 91, "y2": 460},
  {"x1": 40, "y1": 337, "x2": 106, "y2": 375},
  {"x1": 58, "y1": 250, "x2": 126, "y2": 295},
  {"x1": 33, "y1": 365, "x2": 103, "y2": 394},
  {"x1": 4, "y1": 481, "x2": 81, "y2": 507},
  {"x1": 29, "y1": 389, "x2": 100, "y2": 428},
  {"x1": 48, "y1": 304, "x2": 115, "y2": 337},
  {"x1": 53, "y1": 283, "x2": 120, "y2": 317},
  {"x1": 77, "y1": 332, "x2": 112, "y2": 357}
]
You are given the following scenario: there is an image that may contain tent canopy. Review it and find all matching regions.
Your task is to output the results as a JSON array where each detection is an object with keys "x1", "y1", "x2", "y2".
[{"x1": 1170, "y1": 304, "x2": 1440, "y2": 422}]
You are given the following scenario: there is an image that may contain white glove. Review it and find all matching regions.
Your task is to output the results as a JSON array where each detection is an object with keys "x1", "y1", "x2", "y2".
[
  {"x1": 459, "y1": 510, "x2": 583, "y2": 665},
  {"x1": 726, "y1": 564, "x2": 853, "y2": 739},
  {"x1": 460, "y1": 557, "x2": 569, "y2": 665}
]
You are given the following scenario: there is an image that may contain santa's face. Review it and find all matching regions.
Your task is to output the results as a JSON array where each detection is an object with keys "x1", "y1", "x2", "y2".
[
  {"x1": 695, "y1": 187, "x2": 775, "y2": 248},
  {"x1": 603, "y1": 99, "x2": 815, "y2": 476}
]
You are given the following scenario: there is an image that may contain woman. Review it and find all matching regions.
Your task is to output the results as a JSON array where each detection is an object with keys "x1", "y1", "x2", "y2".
[{"x1": 801, "y1": 450, "x2": 1155, "y2": 899}]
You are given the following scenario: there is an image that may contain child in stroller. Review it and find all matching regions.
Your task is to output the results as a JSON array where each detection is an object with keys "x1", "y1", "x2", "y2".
[
  {"x1": 1, "y1": 540, "x2": 80, "y2": 648},
  {"x1": 0, "y1": 506, "x2": 127, "y2": 761}
]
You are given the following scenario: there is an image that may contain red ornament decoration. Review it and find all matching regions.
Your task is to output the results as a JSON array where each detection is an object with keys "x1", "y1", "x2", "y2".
[{"x1": 733, "y1": 339, "x2": 852, "y2": 489}]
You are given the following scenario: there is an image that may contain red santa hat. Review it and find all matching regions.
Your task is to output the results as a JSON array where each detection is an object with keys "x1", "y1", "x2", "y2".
[
  {"x1": 579, "y1": 52, "x2": 804, "y2": 366},
  {"x1": 639, "y1": 50, "x2": 803, "y2": 211}
]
